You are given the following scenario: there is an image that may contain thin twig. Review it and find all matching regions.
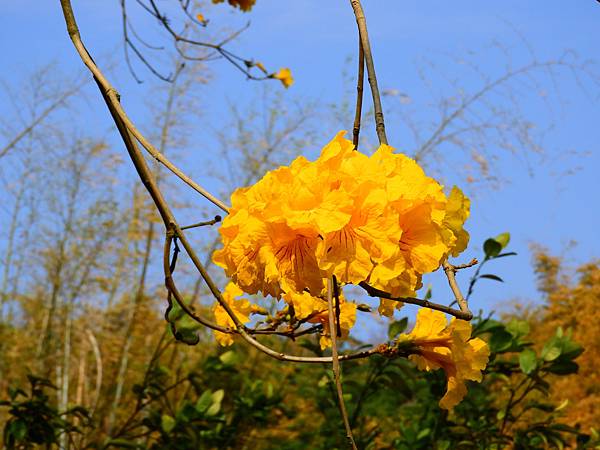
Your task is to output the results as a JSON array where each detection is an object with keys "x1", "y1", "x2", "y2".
[
  {"x1": 180, "y1": 215, "x2": 222, "y2": 230},
  {"x1": 352, "y1": 37, "x2": 365, "y2": 148},
  {"x1": 58, "y1": 0, "x2": 229, "y2": 213},
  {"x1": 442, "y1": 259, "x2": 473, "y2": 318},
  {"x1": 0, "y1": 78, "x2": 86, "y2": 158},
  {"x1": 349, "y1": 0, "x2": 388, "y2": 145},
  {"x1": 333, "y1": 275, "x2": 342, "y2": 337},
  {"x1": 163, "y1": 233, "x2": 230, "y2": 333},
  {"x1": 466, "y1": 257, "x2": 488, "y2": 302},
  {"x1": 358, "y1": 281, "x2": 473, "y2": 321},
  {"x1": 452, "y1": 258, "x2": 478, "y2": 270},
  {"x1": 139, "y1": 0, "x2": 267, "y2": 82},
  {"x1": 327, "y1": 278, "x2": 358, "y2": 450}
]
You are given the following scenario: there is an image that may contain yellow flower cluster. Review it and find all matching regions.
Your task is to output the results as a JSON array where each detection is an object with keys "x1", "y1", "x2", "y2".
[
  {"x1": 212, "y1": 0, "x2": 255, "y2": 12},
  {"x1": 213, "y1": 282, "x2": 263, "y2": 346},
  {"x1": 399, "y1": 308, "x2": 490, "y2": 409},
  {"x1": 210, "y1": 132, "x2": 484, "y2": 401},
  {"x1": 213, "y1": 131, "x2": 470, "y2": 305},
  {"x1": 284, "y1": 290, "x2": 357, "y2": 350}
]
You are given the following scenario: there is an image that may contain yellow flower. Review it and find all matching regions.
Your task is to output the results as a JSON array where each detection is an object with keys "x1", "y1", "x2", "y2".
[
  {"x1": 196, "y1": 13, "x2": 206, "y2": 23},
  {"x1": 212, "y1": 0, "x2": 255, "y2": 12},
  {"x1": 213, "y1": 282, "x2": 261, "y2": 346},
  {"x1": 366, "y1": 144, "x2": 470, "y2": 298},
  {"x1": 378, "y1": 298, "x2": 404, "y2": 317},
  {"x1": 399, "y1": 308, "x2": 490, "y2": 409},
  {"x1": 255, "y1": 61, "x2": 267, "y2": 74},
  {"x1": 315, "y1": 135, "x2": 395, "y2": 284},
  {"x1": 214, "y1": 131, "x2": 470, "y2": 313},
  {"x1": 284, "y1": 290, "x2": 357, "y2": 350},
  {"x1": 273, "y1": 68, "x2": 294, "y2": 88},
  {"x1": 214, "y1": 133, "x2": 354, "y2": 297},
  {"x1": 443, "y1": 187, "x2": 471, "y2": 257}
]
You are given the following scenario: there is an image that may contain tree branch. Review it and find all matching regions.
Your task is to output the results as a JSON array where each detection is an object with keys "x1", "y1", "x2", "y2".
[
  {"x1": 358, "y1": 281, "x2": 473, "y2": 321},
  {"x1": 352, "y1": 36, "x2": 364, "y2": 148},
  {"x1": 59, "y1": 0, "x2": 229, "y2": 213},
  {"x1": 327, "y1": 277, "x2": 358, "y2": 450},
  {"x1": 349, "y1": 0, "x2": 387, "y2": 145},
  {"x1": 442, "y1": 259, "x2": 473, "y2": 318}
]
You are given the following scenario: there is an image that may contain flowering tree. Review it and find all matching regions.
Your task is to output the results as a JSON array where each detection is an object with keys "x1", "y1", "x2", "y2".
[{"x1": 58, "y1": 1, "x2": 491, "y2": 445}]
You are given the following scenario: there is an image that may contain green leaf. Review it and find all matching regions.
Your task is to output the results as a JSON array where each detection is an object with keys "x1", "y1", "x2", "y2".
[
  {"x1": 542, "y1": 346, "x2": 561, "y2": 362},
  {"x1": 167, "y1": 303, "x2": 201, "y2": 345},
  {"x1": 437, "y1": 441, "x2": 451, "y2": 450},
  {"x1": 8, "y1": 387, "x2": 26, "y2": 400},
  {"x1": 541, "y1": 330, "x2": 583, "y2": 363},
  {"x1": 479, "y1": 274, "x2": 504, "y2": 283},
  {"x1": 166, "y1": 301, "x2": 184, "y2": 322},
  {"x1": 474, "y1": 318, "x2": 505, "y2": 335},
  {"x1": 495, "y1": 232, "x2": 511, "y2": 249},
  {"x1": 173, "y1": 327, "x2": 200, "y2": 345},
  {"x1": 560, "y1": 339, "x2": 583, "y2": 360},
  {"x1": 206, "y1": 389, "x2": 225, "y2": 416},
  {"x1": 10, "y1": 420, "x2": 27, "y2": 441},
  {"x1": 519, "y1": 349, "x2": 537, "y2": 374},
  {"x1": 506, "y1": 319, "x2": 530, "y2": 338},
  {"x1": 388, "y1": 317, "x2": 408, "y2": 340},
  {"x1": 317, "y1": 375, "x2": 329, "y2": 388},
  {"x1": 211, "y1": 389, "x2": 225, "y2": 405},
  {"x1": 206, "y1": 402, "x2": 221, "y2": 417},
  {"x1": 195, "y1": 390, "x2": 213, "y2": 414},
  {"x1": 424, "y1": 286, "x2": 433, "y2": 300},
  {"x1": 417, "y1": 428, "x2": 431, "y2": 440},
  {"x1": 547, "y1": 360, "x2": 579, "y2": 375},
  {"x1": 489, "y1": 329, "x2": 513, "y2": 352},
  {"x1": 161, "y1": 414, "x2": 176, "y2": 433},
  {"x1": 265, "y1": 382, "x2": 274, "y2": 399},
  {"x1": 556, "y1": 326, "x2": 564, "y2": 338},
  {"x1": 555, "y1": 399, "x2": 569, "y2": 411},
  {"x1": 219, "y1": 351, "x2": 239, "y2": 366},
  {"x1": 523, "y1": 401, "x2": 555, "y2": 413},
  {"x1": 483, "y1": 238, "x2": 502, "y2": 258}
]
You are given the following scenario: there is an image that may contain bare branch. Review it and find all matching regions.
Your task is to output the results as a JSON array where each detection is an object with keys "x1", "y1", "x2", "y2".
[
  {"x1": 349, "y1": 0, "x2": 388, "y2": 145},
  {"x1": 327, "y1": 277, "x2": 357, "y2": 450},
  {"x1": 352, "y1": 36, "x2": 364, "y2": 149},
  {"x1": 0, "y1": 78, "x2": 86, "y2": 159},
  {"x1": 121, "y1": 0, "x2": 270, "y2": 83},
  {"x1": 59, "y1": 0, "x2": 229, "y2": 213},
  {"x1": 359, "y1": 281, "x2": 473, "y2": 321},
  {"x1": 442, "y1": 259, "x2": 473, "y2": 318}
]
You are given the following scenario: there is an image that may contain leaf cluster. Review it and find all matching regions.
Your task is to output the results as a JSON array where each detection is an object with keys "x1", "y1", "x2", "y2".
[{"x1": 1, "y1": 375, "x2": 91, "y2": 449}]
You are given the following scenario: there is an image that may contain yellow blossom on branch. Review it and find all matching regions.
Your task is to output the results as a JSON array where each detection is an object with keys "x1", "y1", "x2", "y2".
[
  {"x1": 283, "y1": 290, "x2": 357, "y2": 350},
  {"x1": 213, "y1": 131, "x2": 470, "y2": 311},
  {"x1": 398, "y1": 308, "x2": 490, "y2": 409},
  {"x1": 212, "y1": 0, "x2": 255, "y2": 12},
  {"x1": 443, "y1": 186, "x2": 471, "y2": 257},
  {"x1": 213, "y1": 282, "x2": 261, "y2": 346},
  {"x1": 273, "y1": 68, "x2": 294, "y2": 88}
]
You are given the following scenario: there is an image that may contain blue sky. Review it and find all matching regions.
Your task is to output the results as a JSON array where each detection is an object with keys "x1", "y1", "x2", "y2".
[{"x1": 1, "y1": 1, "x2": 599, "y2": 325}]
